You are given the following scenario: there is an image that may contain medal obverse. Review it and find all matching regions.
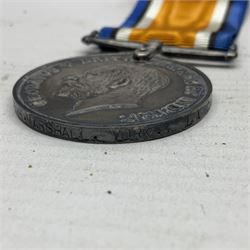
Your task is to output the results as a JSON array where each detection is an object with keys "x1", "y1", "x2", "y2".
[{"x1": 13, "y1": 52, "x2": 212, "y2": 143}]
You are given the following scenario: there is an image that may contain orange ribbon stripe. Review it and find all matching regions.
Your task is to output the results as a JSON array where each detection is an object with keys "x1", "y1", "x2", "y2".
[{"x1": 129, "y1": 0, "x2": 217, "y2": 48}]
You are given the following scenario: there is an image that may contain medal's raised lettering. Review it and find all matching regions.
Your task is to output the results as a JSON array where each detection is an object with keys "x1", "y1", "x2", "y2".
[{"x1": 13, "y1": 53, "x2": 212, "y2": 143}]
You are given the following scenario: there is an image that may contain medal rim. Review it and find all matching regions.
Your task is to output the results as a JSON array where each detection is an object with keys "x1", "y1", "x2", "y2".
[{"x1": 13, "y1": 52, "x2": 212, "y2": 129}]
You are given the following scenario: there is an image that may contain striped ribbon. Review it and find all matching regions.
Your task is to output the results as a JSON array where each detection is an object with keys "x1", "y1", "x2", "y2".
[{"x1": 99, "y1": 0, "x2": 248, "y2": 51}]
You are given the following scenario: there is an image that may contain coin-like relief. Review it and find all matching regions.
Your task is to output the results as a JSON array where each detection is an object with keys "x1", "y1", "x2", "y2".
[
  {"x1": 50, "y1": 64, "x2": 170, "y2": 117},
  {"x1": 13, "y1": 53, "x2": 212, "y2": 143}
]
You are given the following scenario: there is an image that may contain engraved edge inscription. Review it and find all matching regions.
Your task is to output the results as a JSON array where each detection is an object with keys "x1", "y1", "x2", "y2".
[{"x1": 14, "y1": 94, "x2": 212, "y2": 143}]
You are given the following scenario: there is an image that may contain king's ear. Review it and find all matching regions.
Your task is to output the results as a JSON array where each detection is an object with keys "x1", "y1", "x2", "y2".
[{"x1": 109, "y1": 78, "x2": 130, "y2": 90}]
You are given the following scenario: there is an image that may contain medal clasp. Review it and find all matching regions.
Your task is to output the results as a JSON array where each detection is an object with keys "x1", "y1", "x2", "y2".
[
  {"x1": 133, "y1": 41, "x2": 162, "y2": 61},
  {"x1": 82, "y1": 31, "x2": 238, "y2": 65}
]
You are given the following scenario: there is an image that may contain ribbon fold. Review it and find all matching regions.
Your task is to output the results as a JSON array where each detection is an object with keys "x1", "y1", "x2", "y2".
[{"x1": 99, "y1": 0, "x2": 248, "y2": 51}]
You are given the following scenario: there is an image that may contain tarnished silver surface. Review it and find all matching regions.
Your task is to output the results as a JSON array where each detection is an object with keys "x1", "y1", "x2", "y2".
[{"x1": 13, "y1": 52, "x2": 212, "y2": 143}]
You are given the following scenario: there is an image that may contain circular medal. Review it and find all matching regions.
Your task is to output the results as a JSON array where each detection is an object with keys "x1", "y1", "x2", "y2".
[{"x1": 13, "y1": 52, "x2": 212, "y2": 143}]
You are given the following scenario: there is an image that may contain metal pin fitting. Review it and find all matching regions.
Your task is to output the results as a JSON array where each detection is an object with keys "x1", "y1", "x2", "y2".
[{"x1": 133, "y1": 41, "x2": 162, "y2": 61}]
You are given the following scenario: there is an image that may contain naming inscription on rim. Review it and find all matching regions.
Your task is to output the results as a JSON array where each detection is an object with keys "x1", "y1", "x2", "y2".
[{"x1": 13, "y1": 52, "x2": 212, "y2": 143}]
